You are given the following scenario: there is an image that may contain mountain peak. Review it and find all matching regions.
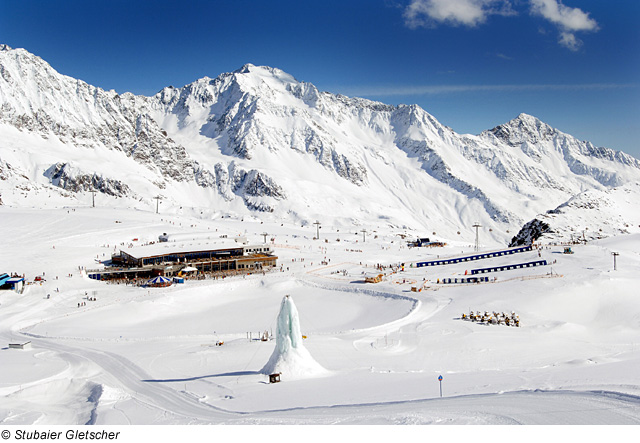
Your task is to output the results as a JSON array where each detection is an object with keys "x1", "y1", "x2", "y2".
[
  {"x1": 235, "y1": 63, "x2": 283, "y2": 75},
  {"x1": 506, "y1": 113, "x2": 549, "y2": 129},
  {"x1": 488, "y1": 113, "x2": 556, "y2": 147},
  {"x1": 235, "y1": 63, "x2": 257, "y2": 73},
  {"x1": 3, "y1": 45, "x2": 640, "y2": 239},
  {"x1": 513, "y1": 112, "x2": 541, "y2": 123},
  {"x1": 0, "y1": 44, "x2": 12, "y2": 52},
  {"x1": 232, "y1": 63, "x2": 298, "y2": 84}
]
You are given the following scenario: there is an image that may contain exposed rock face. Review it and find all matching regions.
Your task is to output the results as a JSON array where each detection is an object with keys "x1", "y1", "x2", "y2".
[
  {"x1": 153, "y1": 65, "x2": 369, "y2": 185},
  {"x1": 2, "y1": 46, "x2": 640, "y2": 240},
  {"x1": 0, "y1": 159, "x2": 12, "y2": 181},
  {"x1": 43, "y1": 163, "x2": 132, "y2": 197},
  {"x1": 212, "y1": 162, "x2": 285, "y2": 211},
  {"x1": 487, "y1": 113, "x2": 640, "y2": 188},
  {"x1": 0, "y1": 46, "x2": 214, "y2": 195},
  {"x1": 509, "y1": 219, "x2": 552, "y2": 247},
  {"x1": 510, "y1": 182, "x2": 640, "y2": 244}
]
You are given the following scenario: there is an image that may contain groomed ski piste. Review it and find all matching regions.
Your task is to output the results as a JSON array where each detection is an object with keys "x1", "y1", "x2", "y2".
[{"x1": 1, "y1": 205, "x2": 639, "y2": 426}]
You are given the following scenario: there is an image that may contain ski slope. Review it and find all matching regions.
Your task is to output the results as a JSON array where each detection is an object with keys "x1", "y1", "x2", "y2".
[{"x1": 0, "y1": 205, "x2": 639, "y2": 425}]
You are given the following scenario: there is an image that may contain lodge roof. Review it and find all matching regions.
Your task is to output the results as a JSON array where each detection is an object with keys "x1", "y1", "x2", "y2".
[{"x1": 121, "y1": 238, "x2": 260, "y2": 260}]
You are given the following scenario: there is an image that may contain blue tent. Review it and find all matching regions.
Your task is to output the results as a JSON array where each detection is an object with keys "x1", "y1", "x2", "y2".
[{"x1": 146, "y1": 276, "x2": 172, "y2": 287}]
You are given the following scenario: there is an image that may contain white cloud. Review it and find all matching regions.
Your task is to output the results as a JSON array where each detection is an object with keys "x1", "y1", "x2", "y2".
[
  {"x1": 558, "y1": 31, "x2": 581, "y2": 51},
  {"x1": 340, "y1": 83, "x2": 635, "y2": 97},
  {"x1": 402, "y1": 0, "x2": 599, "y2": 51},
  {"x1": 530, "y1": 0, "x2": 599, "y2": 51},
  {"x1": 530, "y1": 0, "x2": 598, "y2": 32},
  {"x1": 403, "y1": 0, "x2": 515, "y2": 28},
  {"x1": 496, "y1": 53, "x2": 514, "y2": 61}
]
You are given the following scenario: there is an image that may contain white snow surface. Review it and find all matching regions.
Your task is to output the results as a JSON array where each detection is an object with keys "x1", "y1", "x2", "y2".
[
  {"x1": 2, "y1": 46, "x2": 640, "y2": 246},
  {"x1": 531, "y1": 181, "x2": 640, "y2": 243},
  {"x1": 0, "y1": 204, "x2": 639, "y2": 425},
  {"x1": 1, "y1": 45, "x2": 640, "y2": 426}
]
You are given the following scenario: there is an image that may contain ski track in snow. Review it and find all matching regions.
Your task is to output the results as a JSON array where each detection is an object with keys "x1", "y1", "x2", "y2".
[
  {"x1": 223, "y1": 389, "x2": 640, "y2": 425},
  {"x1": 1, "y1": 207, "x2": 639, "y2": 424},
  {"x1": 1, "y1": 46, "x2": 640, "y2": 425}
]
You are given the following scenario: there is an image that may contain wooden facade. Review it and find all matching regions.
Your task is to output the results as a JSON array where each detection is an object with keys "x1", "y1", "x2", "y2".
[{"x1": 90, "y1": 244, "x2": 277, "y2": 281}]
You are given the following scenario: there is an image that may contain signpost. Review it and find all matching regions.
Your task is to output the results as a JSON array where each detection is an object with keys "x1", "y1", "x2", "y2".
[{"x1": 438, "y1": 375, "x2": 443, "y2": 398}]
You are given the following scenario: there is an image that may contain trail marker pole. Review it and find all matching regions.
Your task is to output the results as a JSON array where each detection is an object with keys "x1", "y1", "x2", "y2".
[
  {"x1": 438, "y1": 374, "x2": 443, "y2": 397},
  {"x1": 612, "y1": 252, "x2": 619, "y2": 271}
]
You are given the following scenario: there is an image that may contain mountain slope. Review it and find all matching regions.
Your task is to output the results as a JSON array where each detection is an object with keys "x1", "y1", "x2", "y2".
[
  {"x1": 486, "y1": 113, "x2": 640, "y2": 188},
  {"x1": 510, "y1": 182, "x2": 640, "y2": 246},
  {"x1": 1, "y1": 45, "x2": 639, "y2": 245}
]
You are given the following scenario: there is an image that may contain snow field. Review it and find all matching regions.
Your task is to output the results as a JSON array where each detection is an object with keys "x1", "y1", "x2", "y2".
[{"x1": 0, "y1": 205, "x2": 639, "y2": 424}]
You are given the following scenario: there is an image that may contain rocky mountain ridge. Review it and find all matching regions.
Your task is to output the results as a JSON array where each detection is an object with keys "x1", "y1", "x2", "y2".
[
  {"x1": 1, "y1": 45, "x2": 639, "y2": 245},
  {"x1": 510, "y1": 182, "x2": 640, "y2": 245}
]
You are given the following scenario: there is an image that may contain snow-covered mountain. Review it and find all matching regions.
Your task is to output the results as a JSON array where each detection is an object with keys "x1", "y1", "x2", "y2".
[
  {"x1": 1, "y1": 44, "x2": 639, "y2": 244},
  {"x1": 509, "y1": 182, "x2": 640, "y2": 246}
]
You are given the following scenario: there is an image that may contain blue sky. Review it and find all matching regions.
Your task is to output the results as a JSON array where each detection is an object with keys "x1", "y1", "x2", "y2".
[{"x1": 1, "y1": 0, "x2": 639, "y2": 157}]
